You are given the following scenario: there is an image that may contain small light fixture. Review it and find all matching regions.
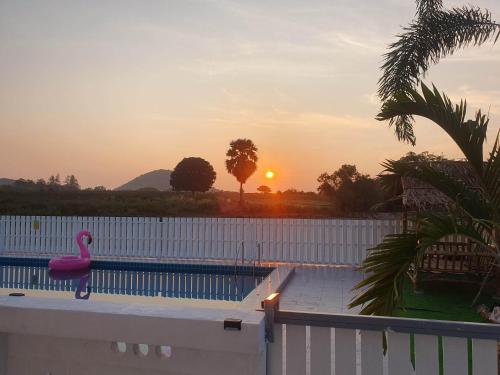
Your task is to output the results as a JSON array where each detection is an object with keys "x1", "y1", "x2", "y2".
[{"x1": 224, "y1": 318, "x2": 242, "y2": 331}]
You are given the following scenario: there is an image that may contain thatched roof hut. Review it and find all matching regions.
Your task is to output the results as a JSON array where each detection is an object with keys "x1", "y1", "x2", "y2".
[{"x1": 401, "y1": 161, "x2": 481, "y2": 212}]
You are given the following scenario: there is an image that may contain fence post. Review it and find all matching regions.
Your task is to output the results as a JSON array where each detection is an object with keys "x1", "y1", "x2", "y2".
[{"x1": 263, "y1": 292, "x2": 280, "y2": 343}]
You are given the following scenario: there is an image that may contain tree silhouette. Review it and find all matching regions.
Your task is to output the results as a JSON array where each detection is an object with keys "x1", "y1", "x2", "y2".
[
  {"x1": 317, "y1": 165, "x2": 383, "y2": 214},
  {"x1": 257, "y1": 185, "x2": 271, "y2": 194},
  {"x1": 170, "y1": 157, "x2": 216, "y2": 195},
  {"x1": 225, "y1": 139, "x2": 258, "y2": 205},
  {"x1": 48, "y1": 174, "x2": 60, "y2": 186},
  {"x1": 64, "y1": 175, "x2": 80, "y2": 190}
]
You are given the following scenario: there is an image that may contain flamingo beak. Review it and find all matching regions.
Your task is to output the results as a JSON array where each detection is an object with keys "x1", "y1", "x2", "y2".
[{"x1": 88, "y1": 236, "x2": 93, "y2": 245}]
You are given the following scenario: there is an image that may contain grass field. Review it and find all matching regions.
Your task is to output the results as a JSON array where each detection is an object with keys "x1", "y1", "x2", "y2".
[{"x1": 0, "y1": 189, "x2": 361, "y2": 218}]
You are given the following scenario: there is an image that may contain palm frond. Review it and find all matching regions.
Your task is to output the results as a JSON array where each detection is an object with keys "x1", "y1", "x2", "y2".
[
  {"x1": 351, "y1": 213, "x2": 491, "y2": 315},
  {"x1": 416, "y1": 0, "x2": 443, "y2": 16},
  {"x1": 378, "y1": 5, "x2": 499, "y2": 144},
  {"x1": 418, "y1": 213, "x2": 491, "y2": 250},
  {"x1": 378, "y1": 84, "x2": 488, "y2": 175},
  {"x1": 484, "y1": 131, "x2": 500, "y2": 217},
  {"x1": 377, "y1": 160, "x2": 403, "y2": 195},
  {"x1": 349, "y1": 232, "x2": 420, "y2": 315}
]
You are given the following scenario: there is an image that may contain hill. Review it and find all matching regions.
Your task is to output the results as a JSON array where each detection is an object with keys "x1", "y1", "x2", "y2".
[
  {"x1": 0, "y1": 178, "x2": 15, "y2": 186},
  {"x1": 114, "y1": 169, "x2": 172, "y2": 191}
]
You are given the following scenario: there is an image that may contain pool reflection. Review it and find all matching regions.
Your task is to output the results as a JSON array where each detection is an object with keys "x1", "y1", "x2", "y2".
[{"x1": 0, "y1": 265, "x2": 262, "y2": 301}]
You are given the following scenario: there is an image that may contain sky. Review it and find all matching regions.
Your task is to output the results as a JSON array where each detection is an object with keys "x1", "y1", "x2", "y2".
[{"x1": 0, "y1": 0, "x2": 499, "y2": 192}]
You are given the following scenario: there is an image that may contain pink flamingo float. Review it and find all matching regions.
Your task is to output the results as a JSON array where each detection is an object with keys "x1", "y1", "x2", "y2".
[{"x1": 48, "y1": 230, "x2": 92, "y2": 271}]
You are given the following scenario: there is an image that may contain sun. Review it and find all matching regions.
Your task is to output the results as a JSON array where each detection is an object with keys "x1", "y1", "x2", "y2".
[{"x1": 265, "y1": 170, "x2": 275, "y2": 179}]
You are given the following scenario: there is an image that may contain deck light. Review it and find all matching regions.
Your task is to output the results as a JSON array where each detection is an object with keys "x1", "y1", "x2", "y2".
[{"x1": 224, "y1": 318, "x2": 242, "y2": 331}]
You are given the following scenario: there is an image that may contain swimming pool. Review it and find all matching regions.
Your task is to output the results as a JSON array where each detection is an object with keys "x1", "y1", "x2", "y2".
[{"x1": 0, "y1": 257, "x2": 272, "y2": 302}]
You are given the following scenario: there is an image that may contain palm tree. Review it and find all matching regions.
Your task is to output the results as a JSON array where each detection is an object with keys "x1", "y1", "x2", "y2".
[
  {"x1": 350, "y1": 84, "x2": 500, "y2": 315},
  {"x1": 379, "y1": 0, "x2": 500, "y2": 145},
  {"x1": 225, "y1": 139, "x2": 258, "y2": 205},
  {"x1": 350, "y1": 0, "x2": 500, "y2": 316}
]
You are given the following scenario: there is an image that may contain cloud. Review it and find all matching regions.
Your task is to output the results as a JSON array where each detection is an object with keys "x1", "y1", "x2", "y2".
[
  {"x1": 448, "y1": 85, "x2": 500, "y2": 116},
  {"x1": 203, "y1": 106, "x2": 375, "y2": 131}
]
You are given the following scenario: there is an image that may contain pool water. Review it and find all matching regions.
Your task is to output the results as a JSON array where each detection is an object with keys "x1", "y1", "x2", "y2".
[{"x1": 0, "y1": 257, "x2": 271, "y2": 302}]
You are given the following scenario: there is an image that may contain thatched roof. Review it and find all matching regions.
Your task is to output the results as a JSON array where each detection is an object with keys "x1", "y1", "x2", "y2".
[{"x1": 401, "y1": 161, "x2": 481, "y2": 211}]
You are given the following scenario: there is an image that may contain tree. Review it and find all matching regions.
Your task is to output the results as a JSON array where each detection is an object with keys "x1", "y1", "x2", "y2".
[
  {"x1": 225, "y1": 139, "x2": 258, "y2": 205},
  {"x1": 48, "y1": 174, "x2": 60, "y2": 186},
  {"x1": 317, "y1": 173, "x2": 336, "y2": 197},
  {"x1": 398, "y1": 151, "x2": 446, "y2": 163},
  {"x1": 317, "y1": 165, "x2": 384, "y2": 214},
  {"x1": 257, "y1": 185, "x2": 271, "y2": 194},
  {"x1": 350, "y1": 84, "x2": 500, "y2": 315},
  {"x1": 378, "y1": 0, "x2": 500, "y2": 145},
  {"x1": 170, "y1": 157, "x2": 216, "y2": 195},
  {"x1": 36, "y1": 178, "x2": 47, "y2": 187},
  {"x1": 64, "y1": 175, "x2": 80, "y2": 190}
]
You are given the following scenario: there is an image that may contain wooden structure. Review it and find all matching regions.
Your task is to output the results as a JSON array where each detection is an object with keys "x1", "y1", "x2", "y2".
[
  {"x1": 419, "y1": 241, "x2": 495, "y2": 276},
  {"x1": 399, "y1": 161, "x2": 495, "y2": 275}
]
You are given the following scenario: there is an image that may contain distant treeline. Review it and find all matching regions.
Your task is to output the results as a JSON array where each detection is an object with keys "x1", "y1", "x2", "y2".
[
  {"x1": 7, "y1": 174, "x2": 106, "y2": 192},
  {"x1": 0, "y1": 152, "x2": 442, "y2": 218},
  {"x1": 0, "y1": 190, "x2": 218, "y2": 217}
]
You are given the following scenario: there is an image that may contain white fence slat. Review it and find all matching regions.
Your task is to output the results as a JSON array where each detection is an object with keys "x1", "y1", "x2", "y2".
[
  {"x1": 334, "y1": 328, "x2": 356, "y2": 375},
  {"x1": 387, "y1": 332, "x2": 412, "y2": 374},
  {"x1": 443, "y1": 336, "x2": 468, "y2": 375},
  {"x1": 310, "y1": 326, "x2": 331, "y2": 375},
  {"x1": 414, "y1": 334, "x2": 438, "y2": 375},
  {"x1": 0, "y1": 216, "x2": 4, "y2": 252},
  {"x1": 0, "y1": 216, "x2": 402, "y2": 265},
  {"x1": 360, "y1": 330, "x2": 383, "y2": 375},
  {"x1": 472, "y1": 338, "x2": 497, "y2": 375},
  {"x1": 285, "y1": 324, "x2": 306, "y2": 375}
]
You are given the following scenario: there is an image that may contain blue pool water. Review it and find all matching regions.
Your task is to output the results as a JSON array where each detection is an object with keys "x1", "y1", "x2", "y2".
[{"x1": 0, "y1": 257, "x2": 272, "y2": 302}]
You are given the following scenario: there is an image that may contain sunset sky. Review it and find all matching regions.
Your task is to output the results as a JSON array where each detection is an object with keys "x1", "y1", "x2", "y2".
[{"x1": 1, "y1": 0, "x2": 499, "y2": 192}]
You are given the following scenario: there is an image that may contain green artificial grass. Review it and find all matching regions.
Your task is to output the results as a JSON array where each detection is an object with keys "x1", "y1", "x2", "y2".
[
  {"x1": 391, "y1": 278, "x2": 494, "y2": 375},
  {"x1": 393, "y1": 278, "x2": 491, "y2": 323}
]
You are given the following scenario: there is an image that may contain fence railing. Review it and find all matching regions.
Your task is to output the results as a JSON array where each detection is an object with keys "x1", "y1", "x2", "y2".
[
  {"x1": 0, "y1": 216, "x2": 402, "y2": 266},
  {"x1": 263, "y1": 293, "x2": 499, "y2": 375}
]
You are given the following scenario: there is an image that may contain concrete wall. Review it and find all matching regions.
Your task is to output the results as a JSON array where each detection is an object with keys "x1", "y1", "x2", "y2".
[{"x1": 0, "y1": 296, "x2": 266, "y2": 375}]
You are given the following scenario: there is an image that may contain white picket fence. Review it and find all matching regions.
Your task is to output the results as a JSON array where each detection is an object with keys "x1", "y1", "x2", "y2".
[
  {"x1": 269, "y1": 323, "x2": 498, "y2": 375},
  {"x1": 263, "y1": 295, "x2": 499, "y2": 375},
  {"x1": 0, "y1": 216, "x2": 402, "y2": 265}
]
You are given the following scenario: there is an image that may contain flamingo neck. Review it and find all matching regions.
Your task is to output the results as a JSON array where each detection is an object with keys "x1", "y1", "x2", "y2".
[{"x1": 76, "y1": 232, "x2": 91, "y2": 258}]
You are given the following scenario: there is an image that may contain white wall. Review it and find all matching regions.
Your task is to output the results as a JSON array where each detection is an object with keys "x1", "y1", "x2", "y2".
[{"x1": 0, "y1": 296, "x2": 266, "y2": 375}]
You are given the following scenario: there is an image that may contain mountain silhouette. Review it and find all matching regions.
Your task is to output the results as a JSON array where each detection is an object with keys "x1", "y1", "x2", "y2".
[
  {"x1": 0, "y1": 178, "x2": 15, "y2": 186},
  {"x1": 114, "y1": 169, "x2": 172, "y2": 191}
]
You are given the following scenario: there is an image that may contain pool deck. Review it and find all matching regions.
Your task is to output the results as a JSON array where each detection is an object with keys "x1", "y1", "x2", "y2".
[{"x1": 279, "y1": 265, "x2": 363, "y2": 314}]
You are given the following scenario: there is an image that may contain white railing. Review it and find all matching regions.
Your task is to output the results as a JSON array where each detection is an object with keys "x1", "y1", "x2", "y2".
[
  {"x1": 264, "y1": 296, "x2": 499, "y2": 375},
  {"x1": 0, "y1": 216, "x2": 402, "y2": 265}
]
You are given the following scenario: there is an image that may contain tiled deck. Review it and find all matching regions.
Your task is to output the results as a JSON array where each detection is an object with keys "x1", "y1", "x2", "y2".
[{"x1": 280, "y1": 265, "x2": 363, "y2": 314}]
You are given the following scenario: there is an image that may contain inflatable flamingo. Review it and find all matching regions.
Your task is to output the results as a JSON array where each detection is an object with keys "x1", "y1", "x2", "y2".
[
  {"x1": 48, "y1": 230, "x2": 92, "y2": 271},
  {"x1": 49, "y1": 269, "x2": 91, "y2": 300}
]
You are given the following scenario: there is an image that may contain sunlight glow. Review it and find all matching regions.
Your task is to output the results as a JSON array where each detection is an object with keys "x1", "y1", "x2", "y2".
[{"x1": 265, "y1": 170, "x2": 275, "y2": 179}]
